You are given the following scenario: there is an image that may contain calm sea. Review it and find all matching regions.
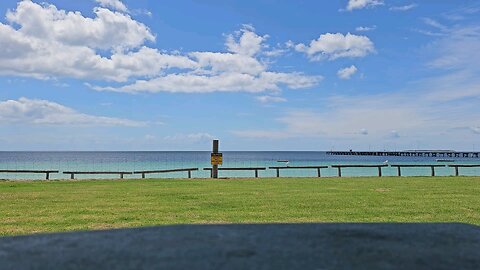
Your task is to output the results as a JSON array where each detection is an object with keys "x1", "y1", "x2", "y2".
[{"x1": 0, "y1": 151, "x2": 479, "y2": 180}]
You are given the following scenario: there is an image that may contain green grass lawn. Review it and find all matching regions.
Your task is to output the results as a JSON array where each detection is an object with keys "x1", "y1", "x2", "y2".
[{"x1": 0, "y1": 177, "x2": 479, "y2": 236}]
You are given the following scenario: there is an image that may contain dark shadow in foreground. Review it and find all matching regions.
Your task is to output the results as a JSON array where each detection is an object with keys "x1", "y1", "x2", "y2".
[{"x1": 0, "y1": 223, "x2": 479, "y2": 270}]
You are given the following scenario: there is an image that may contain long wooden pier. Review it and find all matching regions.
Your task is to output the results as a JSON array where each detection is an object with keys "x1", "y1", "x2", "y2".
[{"x1": 326, "y1": 151, "x2": 480, "y2": 158}]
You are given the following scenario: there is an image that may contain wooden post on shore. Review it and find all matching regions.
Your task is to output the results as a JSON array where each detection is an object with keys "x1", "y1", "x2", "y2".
[{"x1": 212, "y1": 140, "x2": 219, "y2": 179}]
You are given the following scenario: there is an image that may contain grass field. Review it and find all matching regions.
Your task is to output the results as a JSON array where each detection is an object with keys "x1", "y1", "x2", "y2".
[{"x1": 0, "y1": 177, "x2": 479, "y2": 236}]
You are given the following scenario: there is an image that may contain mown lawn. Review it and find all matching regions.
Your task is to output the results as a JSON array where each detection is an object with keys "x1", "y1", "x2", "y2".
[{"x1": 0, "y1": 177, "x2": 479, "y2": 236}]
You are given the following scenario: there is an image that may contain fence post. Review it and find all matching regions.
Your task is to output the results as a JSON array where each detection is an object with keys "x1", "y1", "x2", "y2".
[{"x1": 212, "y1": 140, "x2": 219, "y2": 179}]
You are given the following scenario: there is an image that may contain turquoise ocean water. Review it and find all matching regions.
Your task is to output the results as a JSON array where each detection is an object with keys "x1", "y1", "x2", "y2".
[{"x1": 0, "y1": 151, "x2": 479, "y2": 180}]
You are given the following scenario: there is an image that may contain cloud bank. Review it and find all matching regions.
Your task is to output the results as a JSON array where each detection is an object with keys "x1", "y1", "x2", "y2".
[
  {"x1": 0, "y1": 98, "x2": 144, "y2": 126},
  {"x1": 0, "y1": 1, "x2": 320, "y2": 94}
]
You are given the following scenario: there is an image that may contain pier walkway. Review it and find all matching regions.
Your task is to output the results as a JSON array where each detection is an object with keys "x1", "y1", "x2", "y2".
[{"x1": 327, "y1": 151, "x2": 480, "y2": 158}]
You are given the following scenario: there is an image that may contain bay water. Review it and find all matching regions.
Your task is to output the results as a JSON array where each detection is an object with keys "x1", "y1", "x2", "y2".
[{"x1": 0, "y1": 151, "x2": 479, "y2": 180}]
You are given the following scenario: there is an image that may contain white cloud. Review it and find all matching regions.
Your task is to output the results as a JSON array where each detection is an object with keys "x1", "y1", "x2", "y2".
[
  {"x1": 0, "y1": 1, "x2": 196, "y2": 82},
  {"x1": 236, "y1": 14, "x2": 480, "y2": 149},
  {"x1": 263, "y1": 47, "x2": 288, "y2": 57},
  {"x1": 426, "y1": 26, "x2": 480, "y2": 71},
  {"x1": 337, "y1": 65, "x2": 358, "y2": 79},
  {"x1": 346, "y1": 0, "x2": 384, "y2": 11},
  {"x1": 233, "y1": 76, "x2": 480, "y2": 147},
  {"x1": 256, "y1": 95, "x2": 287, "y2": 103},
  {"x1": 233, "y1": 96, "x2": 429, "y2": 141},
  {"x1": 6, "y1": 1, "x2": 153, "y2": 50},
  {"x1": 0, "y1": 98, "x2": 144, "y2": 126},
  {"x1": 92, "y1": 72, "x2": 320, "y2": 93},
  {"x1": 164, "y1": 133, "x2": 216, "y2": 142},
  {"x1": 423, "y1": 18, "x2": 448, "y2": 31},
  {"x1": 225, "y1": 25, "x2": 266, "y2": 56},
  {"x1": 189, "y1": 51, "x2": 265, "y2": 75},
  {"x1": 389, "y1": 4, "x2": 417, "y2": 11},
  {"x1": 355, "y1": 25, "x2": 376, "y2": 32},
  {"x1": 418, "y1": 21, "x2": 480, "y2": 102},
  {"x1": 295, "y1": 33, "x2": 375, "y2": 61},
  {"x1": 0, "y1": 2, "x2": 320, "y2": 94},
  {"x1": 95, "y1": 0, "x2": 128, "y2": 13}
]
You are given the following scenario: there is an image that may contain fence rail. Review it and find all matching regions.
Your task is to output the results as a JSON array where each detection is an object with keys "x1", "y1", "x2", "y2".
[
  {"x1": 0, "y1": 170, "x2": 59, "y2": 180},
  {"x1": 448, "y1": 164, "x2": 480, "y2": 176},
  {"x1": 390, "y1": 165, "x2": 446, "y2": 176},
  {"x1": 63, "y1": 171, "x2": 133, "y2": 180},
  {"x1": 331, "y1": 165, "x2": 389, "y2": 177},
  {"x1": 1, "y1": 164, "x2": 480, "y2": 180},
  {"x1": 134, "y1": 168, "x2": 198, "y2": 179},
  {"x1": 203, "y1": 167, "x2": 266, "y2": 178},
  {"x1": 269, "y1": 166, "x2": 328, "y2": 177}
]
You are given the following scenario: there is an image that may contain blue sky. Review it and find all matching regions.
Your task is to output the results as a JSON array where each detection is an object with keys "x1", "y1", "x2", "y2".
[{"x1": 0, "y1": 0, "x2": 479, "y2": 151}]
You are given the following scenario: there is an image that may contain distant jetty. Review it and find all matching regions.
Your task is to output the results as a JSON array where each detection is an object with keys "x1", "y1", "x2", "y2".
[{"x1": 326, "y1": 150, "x2": 480, "y2": 158}]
